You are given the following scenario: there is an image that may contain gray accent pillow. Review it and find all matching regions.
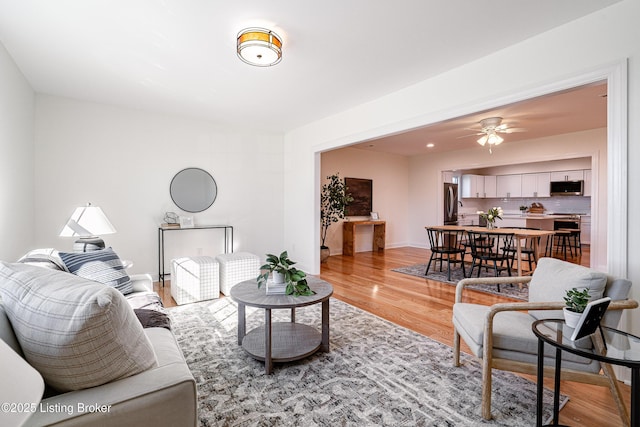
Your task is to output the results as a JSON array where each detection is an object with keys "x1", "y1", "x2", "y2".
[
  {"x1": 59, "y1": 247, "x2": 133, "y2": 295},
  {"x1": 528, "y1": 257, "x2": 607, "y2": 320},
  {"x1": 0, "y1": 262, "x2": 157, "y2": 392}
]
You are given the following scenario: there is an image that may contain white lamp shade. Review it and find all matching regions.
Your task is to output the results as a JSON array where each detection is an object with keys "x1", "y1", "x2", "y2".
[{"x1": 59, "y1": 205, "x2": 117, "y2": 237}]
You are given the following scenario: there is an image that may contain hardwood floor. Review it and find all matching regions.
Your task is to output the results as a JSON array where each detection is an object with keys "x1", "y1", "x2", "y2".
[{"x1": 155, "y1": 245, "x2": 630, "y2": 426}]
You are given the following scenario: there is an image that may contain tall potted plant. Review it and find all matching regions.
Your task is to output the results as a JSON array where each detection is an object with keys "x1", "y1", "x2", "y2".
[{"x1": 320, "y1": 173, "x2": 353, "y2": 262}]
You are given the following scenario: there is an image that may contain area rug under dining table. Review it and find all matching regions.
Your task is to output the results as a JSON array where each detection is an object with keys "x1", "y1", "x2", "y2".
[
  {"x1": 168, "y1": 296, "x2": 564, "y2": 426},
  {"x1": 392, "y1": 263, "x2": 529, "y2": 301}
]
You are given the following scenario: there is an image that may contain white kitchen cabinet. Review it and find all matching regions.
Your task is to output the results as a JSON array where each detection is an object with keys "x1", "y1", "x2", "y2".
[
  {"x1": 550, "y1": 170, "x2": 584, "y2": 181},
  {"x1": 461, "y1": 174, "x2": 484, "y2": 198},
  {"x1": 583, "y1": 169, "x2": 592, "y2": 197},
  {"x1": 483, "y1": 175, "x2": 497, "y2": 198},
  {"x1": 496, "y1": 174, "x2": 522, "y2": 198},
  {"x1": 521, "y1": 172, "x2": 551, "y2": 197},
  {"x1": 581, "y1": 215, "x2": 591, "y2": 244}
]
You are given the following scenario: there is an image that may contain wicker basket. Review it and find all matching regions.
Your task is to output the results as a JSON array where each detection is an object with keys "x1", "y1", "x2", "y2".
[{"x1": 528, "y1": 203, "x2": 545, "y2": 214}]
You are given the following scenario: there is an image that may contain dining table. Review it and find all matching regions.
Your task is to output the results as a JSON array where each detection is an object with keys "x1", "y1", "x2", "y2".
[{"x1": 425, "y1": 225, "x2": 555, "y2": 277}]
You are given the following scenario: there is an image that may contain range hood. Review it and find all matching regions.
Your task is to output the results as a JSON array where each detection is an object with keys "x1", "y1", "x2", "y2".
[{"x1": 550, "y1": 180, "x2": 584, "y2": 196}]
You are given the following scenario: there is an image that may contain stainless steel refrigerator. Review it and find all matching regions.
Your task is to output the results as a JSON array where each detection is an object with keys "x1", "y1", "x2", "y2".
[{"x1": 444, "y1": 183, "x2": 458, "y2": 225}]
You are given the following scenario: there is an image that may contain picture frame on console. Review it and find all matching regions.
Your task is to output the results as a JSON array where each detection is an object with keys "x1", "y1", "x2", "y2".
[{"x1": 179, "y1": 216, "x2": 194, "y2": 228}]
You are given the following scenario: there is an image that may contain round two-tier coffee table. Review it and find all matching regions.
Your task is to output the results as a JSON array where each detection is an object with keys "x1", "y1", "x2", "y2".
[{"x1": 230, "y1": 277, "x2": 333, "y2": 374}]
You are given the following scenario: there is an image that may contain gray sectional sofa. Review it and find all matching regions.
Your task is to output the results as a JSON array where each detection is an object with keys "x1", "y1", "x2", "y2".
[{"x1": 0, "y1": 256, "x2": 197, "y2": 427}]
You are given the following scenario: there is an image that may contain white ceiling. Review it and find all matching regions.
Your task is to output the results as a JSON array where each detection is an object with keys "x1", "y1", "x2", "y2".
[
  {"x1": 0, "y1": 1, "x2": 618, "y2": 133},
  {"x1": 352, "y1": 82, "x2": 608, "y2": 156}
]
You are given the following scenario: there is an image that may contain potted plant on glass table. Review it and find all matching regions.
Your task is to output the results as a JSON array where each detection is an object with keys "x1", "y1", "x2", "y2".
[{"x1": 563, "y1": 287, "x2": 590, "y2": 328}]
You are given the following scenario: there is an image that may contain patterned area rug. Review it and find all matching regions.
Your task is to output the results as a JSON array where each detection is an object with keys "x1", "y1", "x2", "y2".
[
  {"x1": 169, "y1": 297, "x2": 564, "y2": 426},
  {"x1": 392, "y1": 263, "x2": 528, "y2": 301}
]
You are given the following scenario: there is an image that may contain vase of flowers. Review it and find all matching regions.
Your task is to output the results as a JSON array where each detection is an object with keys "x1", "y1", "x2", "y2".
[{"x1": 478, "y1": 207, "x2": 503, "y2": 229}]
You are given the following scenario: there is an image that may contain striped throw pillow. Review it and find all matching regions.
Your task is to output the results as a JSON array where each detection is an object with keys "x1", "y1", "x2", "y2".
[
  {"x1": 59, "y1": 248, "x2": 133, "y2": 295},
  {"x1": 0, "y1": 262, "x2": 157, "y2": 392}
]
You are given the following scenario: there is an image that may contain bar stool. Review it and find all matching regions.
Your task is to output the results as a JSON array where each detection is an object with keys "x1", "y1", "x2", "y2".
[
  {"x1": 567, "y1": 228, "x2": 582, "y2": 255},
  {"x1": 546, "y1": 230, "x2": 573, "y2": 260}
]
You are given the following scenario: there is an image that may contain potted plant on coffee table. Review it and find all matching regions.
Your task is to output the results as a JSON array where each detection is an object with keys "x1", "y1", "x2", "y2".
[
  {"x1": 320, "y1": 173, "x2": 353, "y2": 263},
  {"x1": 563, "y1": 287, "x2": 590, "y2": 328},
  {"x1": 257, "y1": 251, "x2": 314, "y2": 296}
]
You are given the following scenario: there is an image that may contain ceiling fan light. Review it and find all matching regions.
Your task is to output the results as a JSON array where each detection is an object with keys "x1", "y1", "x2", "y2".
[
  {"x1": 487, "y1": 133, "x2": 504, "y2": 145},
  {"x1": 237, "y1": 27, "x2": 283, "y2": 67},
  {"x1": 477, "y1": 135, "x2": 488, "y2": 146}
]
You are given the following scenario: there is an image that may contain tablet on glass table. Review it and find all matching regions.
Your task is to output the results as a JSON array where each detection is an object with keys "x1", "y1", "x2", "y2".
[{"x1": 570, "y1": 297, "x2": 611, "y2": 341}]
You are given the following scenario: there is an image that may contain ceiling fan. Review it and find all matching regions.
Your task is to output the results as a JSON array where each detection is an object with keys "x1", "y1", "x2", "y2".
[{"x1": 461, "y1": 117, "x2": 527, "y2": 153}]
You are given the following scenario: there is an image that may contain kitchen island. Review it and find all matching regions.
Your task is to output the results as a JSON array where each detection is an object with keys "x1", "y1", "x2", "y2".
[{"x1": 499, "y1": 213, "x2": 580, "y2": 230}]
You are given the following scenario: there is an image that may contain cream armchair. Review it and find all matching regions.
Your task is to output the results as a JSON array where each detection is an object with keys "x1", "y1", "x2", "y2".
[{"x1": 452, "y1": 257, "x2": 638, "y2": 424}]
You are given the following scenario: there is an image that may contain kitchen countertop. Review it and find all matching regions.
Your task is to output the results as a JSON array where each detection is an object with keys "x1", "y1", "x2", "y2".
[
  {"x1": 501, "y1": 213, "x2": 583, "y2": 219},
  {"x1": 460, "y1": 212, "x2": 588, "y2": 223}
]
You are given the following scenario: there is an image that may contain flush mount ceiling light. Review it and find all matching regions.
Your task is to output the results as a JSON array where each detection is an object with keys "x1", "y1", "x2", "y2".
[{"x1": 237, "y1": 27, "x2": 283, "y2": 67}]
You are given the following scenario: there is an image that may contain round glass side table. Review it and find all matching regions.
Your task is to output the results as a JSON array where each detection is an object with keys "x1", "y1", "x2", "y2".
[{"x1": 532, "y1": 319, "x2": 640, "y2": 427}]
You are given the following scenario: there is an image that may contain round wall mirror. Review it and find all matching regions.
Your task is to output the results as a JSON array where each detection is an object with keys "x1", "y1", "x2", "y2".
[{"x1": 170, "y1": 168, "x2": 217, "y2": 213}]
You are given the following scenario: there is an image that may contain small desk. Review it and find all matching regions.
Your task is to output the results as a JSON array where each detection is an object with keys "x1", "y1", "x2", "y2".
[
  {"x1": 343, "y1": 220, "x2": 386, "y2": 256},
  {"x1": 157, "y1": 224, "x2": 233, "y2": 286},
  {"x1": 532, "y1": 319, "x2": 640, "y2": 427},
  {"x1": 230, "y1": 277, "x2": 333, "y2": 374}
]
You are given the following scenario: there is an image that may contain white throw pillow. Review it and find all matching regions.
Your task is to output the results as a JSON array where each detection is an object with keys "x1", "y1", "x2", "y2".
[
  {"x1": 17, "y1": 247, "x2": 65, "y2": 271},
  {"x1": 0, "y1": 261, "x2": 157, "y2": 392}
]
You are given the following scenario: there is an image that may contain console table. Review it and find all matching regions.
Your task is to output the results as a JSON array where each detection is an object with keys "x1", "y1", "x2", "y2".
[
  {"x1": 342, "y1": 220, "x2": 386, "y2": 256},
  {"x1": 157, "y1": 224, "x2": 233, "y2": 286}
]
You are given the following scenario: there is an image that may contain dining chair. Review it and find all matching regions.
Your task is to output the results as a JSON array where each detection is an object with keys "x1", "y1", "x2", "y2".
[
  {"x1": 424, "y1": 227, "x2": 466, "y2": 281},
  {"x1": 466, "y1": 231, "x2": 514, "y2": 290},
  {"x1": 501, "y1": 227, "x2": 540, "y2": 273},
  {"x1": 452, "y1": 257, "x2": 638, "y2": 423}
]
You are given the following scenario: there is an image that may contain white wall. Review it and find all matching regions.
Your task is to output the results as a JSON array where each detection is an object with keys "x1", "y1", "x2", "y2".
[
  {"x1": 0, "y1": 42, "x2": 35, "y2": 261},
  {"x1": 320, "y1": 147, "x2": 409, "y2": 254},
  {"x1": 284, "y1": 0, "x2": 640, "y2": 334},
  {"x1": 33, "y1": 95, "x2": 285, "y2": 278}
]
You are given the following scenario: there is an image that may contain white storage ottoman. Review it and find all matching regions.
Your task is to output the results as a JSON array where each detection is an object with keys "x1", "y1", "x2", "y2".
[
  {"x1": 170, "y1": 256, "x2": 220, "y2": 305},
  {"x1": 215, "y1": 252, "x2": 261, "y2": 295}
]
